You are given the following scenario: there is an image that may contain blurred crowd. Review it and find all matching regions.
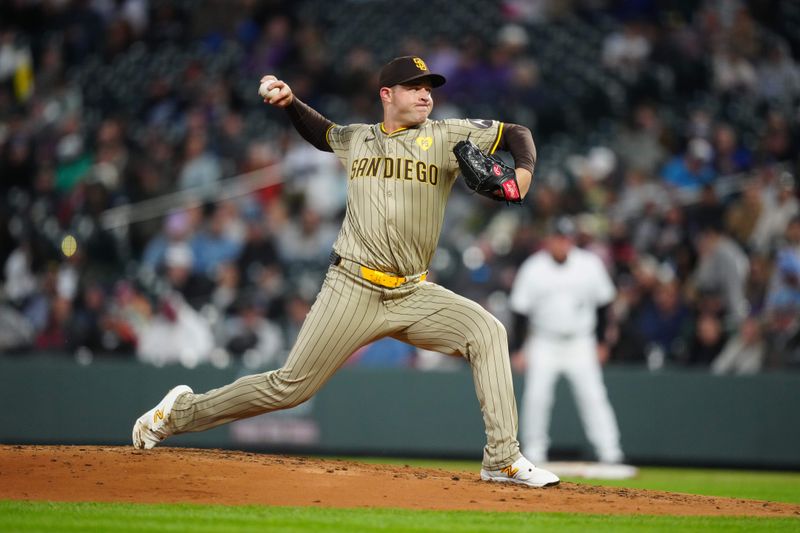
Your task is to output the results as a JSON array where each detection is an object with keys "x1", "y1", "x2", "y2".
[{"x1": 0, "y1": 0, "x2": 799, "y2": 373}]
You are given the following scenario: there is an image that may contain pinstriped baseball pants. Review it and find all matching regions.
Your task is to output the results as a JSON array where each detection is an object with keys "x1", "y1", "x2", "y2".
[{"x1": 170, "y1": 262, "x2": 521, "y2": 469}]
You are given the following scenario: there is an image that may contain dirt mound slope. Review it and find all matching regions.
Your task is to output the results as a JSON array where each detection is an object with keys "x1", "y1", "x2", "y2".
[{"x1": 2, "y1": 445, "x2": 798, "y2": 517}]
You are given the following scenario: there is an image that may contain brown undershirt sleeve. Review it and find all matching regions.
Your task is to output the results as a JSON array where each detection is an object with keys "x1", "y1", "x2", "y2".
[
  {"x1": 497, "y1": 123, "x2": 536, "y2": 174},
  {"x1": 285, "y1": 98, "x2": 335, "y2": 153}
]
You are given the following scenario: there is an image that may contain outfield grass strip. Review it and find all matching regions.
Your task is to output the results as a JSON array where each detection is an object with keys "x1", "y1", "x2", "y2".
[{"x1": 2, "y1": 500, "x2": 799, "y2": 533}]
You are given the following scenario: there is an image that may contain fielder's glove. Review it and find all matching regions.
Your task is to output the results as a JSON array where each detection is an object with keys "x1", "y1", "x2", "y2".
[{"x1": 454, "y1": 140, "x2": 522, "y2": 204}]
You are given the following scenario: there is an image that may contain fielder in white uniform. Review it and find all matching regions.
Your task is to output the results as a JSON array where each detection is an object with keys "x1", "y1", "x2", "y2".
[{"x1": 509, "y1": 217, "x2": 624, "y2": 464}]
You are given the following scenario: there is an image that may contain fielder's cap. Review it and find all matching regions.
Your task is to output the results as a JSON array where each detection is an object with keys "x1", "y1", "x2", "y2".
[
  {"x1": 379, "y1": 56, "x2": 446, "y2": 88},
  {"x1": 552, "y1": 216, "x2": 576, "y2": 237}
]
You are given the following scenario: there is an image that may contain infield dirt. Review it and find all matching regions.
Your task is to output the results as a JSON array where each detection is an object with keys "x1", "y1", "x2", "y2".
[{"x1": 1, "y1": 445, "x2": 798, "y2": 517}]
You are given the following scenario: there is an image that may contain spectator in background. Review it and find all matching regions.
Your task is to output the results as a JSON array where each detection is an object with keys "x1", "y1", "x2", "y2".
[
  {"x1": 236, "y1": 204, "x2": 281, "y2": 286},
  {"x1": 563, "y1": 146, "x2": 616, "y2": 215},
  {"x1": 711, "y1": 315, "x2": 765, "y2": 375},
  {"x1": 209, "y1": 261, "x2": 239, "y2": 313},
  {"x1": 22, "y1": 266, "x2": 60, "y2": 338},
  {"x1": 711, "y1": 123, "x2": 752, "y2": 175},
  {"x1": 136, "y1": 291, "x2": 215, "y2": 368},
  {"x1": 608, "y1": 274, "x2": 647, "y2": 365},
  {"x1": 651, "y1": 204, "x2": 692, "y2": 272},
  {"x1": 751, "y1": 172, "x2": 799, "y2": 254},
  {"x1": 613, "y1": 103, "x2": 669, "y2": 176},
  {"x1": 0, "y1": 132, "x2": 36, "y2": 196},
  {"x1": 613, "y1": 167, "x2": 667, "y2": 224},
  {"x1": 685, "y1": 108, "x2": 714, "y2": 146},
  {"x1": 3, "y1": 241, "x2": 37, "y2": 305},
  {"x1": 93, "y1": 118, "x2": 130, "y2": 184},
  {"x1": 691, "y1": 223, "x2": 750, "y2": 327},
  {"x1": 276, "y1": 206, "x2": 337, "y2": 267},
  {"x1": 125, "y1": 160, "x2": 175, "y2": 255},
  {"x1": 0, "y1": 27, "x2": 34, "y2": 104},
  {"x1": 602, "y1": 20, "x2": 651, "y2": 84},
  {"x1": 635, "y1": 278, "x2": 691, "y2": 361},
  {"x1": 660, "y1": 138, "x2": 716, "y2": 195},
  {"x1": 177, "y1": 132, "x2": 223, "y2": 195},
  {"x1": 759, "y1": 111, "x2": 795, "y2": 163},
  {"x1": 0, "y1": 303, "x2": 34, "y2": 353},
  {"x1": 141, "y1": 207, "x2": 201, "y2": 272},
  {"x1": 745, "y1": 254, "x2": 774, "y2": 315},
  {"x1": 246, "y1": 15, "x2": 294, "y2": 77},
  {"x1": 505, "y1": 58, "x2": 562, "y2": 137},
  {"x1": 766, "y1": 217, "x2": 800, "y2": 314},
  {"x1": 163, "y1": 242, "x2": 213, "y2": 310},
  {"x1": 685, "y1": 184, "x2": 725, "y2": 236},
  {"x1": 756, "y1": 42, "x2": 800, "y2": 104},
  {"x1": 683, "y1": 311, "x2": 727, "y2": 366},
  {"x1": 222, "y1": 294, "x2": 284, "y2": 369},
  {"x1": 34, "y1": 296, "x2": 71, "y2": 352},
  {"x1": 426, "y1": 36, "x2": 461, "y2": 81},
  {"x1": 189, "y1": 203, "x2": 243, "y2": 278},
  {"x1": 711, "y1": 48, "x2": 757, "y2": 97},
  {"x1": 67, "y1": 282, "x2": 110, "y2": 355},
  {"x1": 281, "y1": 133, "x2": 347, "y2": 219},
  {"x1": 142, "y1": 75, "x2": 181, "y2": 129},
  {"x1": 725, "y1": 179, "x2": 764, "y2": 247}
]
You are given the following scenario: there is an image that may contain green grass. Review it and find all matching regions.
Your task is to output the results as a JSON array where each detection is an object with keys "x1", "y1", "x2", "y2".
[
  {"x1": 350, "y1": 458, "x2": 800, "y2": 504},
  {"x1": 1, "y1": 501, "x2": 798, "y2": 533},
  {"x1": 566, "y1": 467, "x2": 800, "y2": 505},
  {"x1": 4, "y1": 460, "x2": 799, "y2": 532}
]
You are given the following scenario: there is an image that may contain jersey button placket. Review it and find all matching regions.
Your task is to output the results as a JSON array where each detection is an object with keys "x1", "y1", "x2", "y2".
[{"x1": 385, "y1": 138, "x2": 398, "y2": 250}]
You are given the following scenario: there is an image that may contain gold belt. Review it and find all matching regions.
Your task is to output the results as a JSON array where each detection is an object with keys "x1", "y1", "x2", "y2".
[
  {"x1": 359, "y1": 266, "x2": 427, "y2": 289},
  {"x1": 330, "y1": 251, "x2": 427, "y2": 289}
]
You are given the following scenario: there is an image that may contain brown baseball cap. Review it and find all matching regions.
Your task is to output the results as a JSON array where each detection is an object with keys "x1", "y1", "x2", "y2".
[{"x1": 379, "y1": 56, "x2": 446, "y2": 88}]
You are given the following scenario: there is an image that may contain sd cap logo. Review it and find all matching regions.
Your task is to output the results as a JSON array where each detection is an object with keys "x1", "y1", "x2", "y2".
[{"x1": 413, "y1": 57, "x2": 428, "y2": 71}]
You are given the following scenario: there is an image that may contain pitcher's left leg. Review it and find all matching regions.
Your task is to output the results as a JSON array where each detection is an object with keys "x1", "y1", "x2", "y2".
[{"x1": 388, "y1": 282, "x2": 520, "y2": 470}]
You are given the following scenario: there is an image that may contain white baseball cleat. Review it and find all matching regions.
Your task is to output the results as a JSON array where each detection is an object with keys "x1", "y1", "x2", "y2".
[
  {"x1": 480, "y1": 456, "x2": 560, "y2": 488},
  {"x1": 132, "y1": 385, "x2": 193, "y2": 450}
]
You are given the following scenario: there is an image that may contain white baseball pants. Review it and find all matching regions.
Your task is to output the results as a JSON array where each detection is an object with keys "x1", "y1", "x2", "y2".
[{"x1": 520, "y1": 335, "x2": 623, "y2": 463}]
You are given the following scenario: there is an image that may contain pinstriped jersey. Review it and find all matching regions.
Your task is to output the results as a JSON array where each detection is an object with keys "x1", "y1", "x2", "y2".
[{"x1": 327, "y1": 118, "x2": 504, "y2": 276}]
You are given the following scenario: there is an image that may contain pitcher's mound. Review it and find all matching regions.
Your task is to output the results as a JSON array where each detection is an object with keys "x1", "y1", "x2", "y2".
[{"x1": 1, "y1": 445, "x2": 797, "y2": 517}]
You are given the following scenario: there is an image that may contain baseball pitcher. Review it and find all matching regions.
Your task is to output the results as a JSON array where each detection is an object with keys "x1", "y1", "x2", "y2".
[{"x1": 132, "y1": 56, "x2": 559, "y2": 488}]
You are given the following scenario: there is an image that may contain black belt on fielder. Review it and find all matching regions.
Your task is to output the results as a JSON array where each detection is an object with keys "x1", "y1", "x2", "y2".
[{"x1": 329, "y1": 251, "x2": 427, "y2": 289}]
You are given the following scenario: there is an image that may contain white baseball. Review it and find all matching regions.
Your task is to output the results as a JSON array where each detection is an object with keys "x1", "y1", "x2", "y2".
[{"x1": 259, "y1": 79, "x2": 280, "y2": 100}]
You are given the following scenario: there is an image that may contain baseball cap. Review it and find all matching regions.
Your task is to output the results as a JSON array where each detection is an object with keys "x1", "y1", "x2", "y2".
[
  {"x1": 165, "y1": 243, "x2": 193, "y2": 268},
  {"x1": 552, "y1": 216, "x2": 576, "y2": 237},
  {"x1": 688, "y1": 138, "x2": 712, "y2": 162},
  {"x1": 379, "y1": 56, "x2": 446, "y2": 88}
]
